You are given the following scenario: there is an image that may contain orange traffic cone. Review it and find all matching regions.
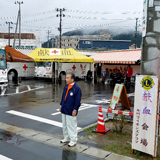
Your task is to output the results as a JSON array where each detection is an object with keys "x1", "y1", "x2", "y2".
[{"x1": 92, "y1": 106, "x2": 111, "y2": 134}]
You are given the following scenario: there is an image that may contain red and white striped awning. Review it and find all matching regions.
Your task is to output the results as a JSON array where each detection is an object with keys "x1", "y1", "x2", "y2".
[{"x1": 91, "y1": 49, "x2": 141, "y2": 64}]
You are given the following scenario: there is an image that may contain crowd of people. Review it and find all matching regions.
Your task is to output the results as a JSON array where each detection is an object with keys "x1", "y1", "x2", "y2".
[{"x1": 101, "y1": 65, "x2": 133, "y2": 86}]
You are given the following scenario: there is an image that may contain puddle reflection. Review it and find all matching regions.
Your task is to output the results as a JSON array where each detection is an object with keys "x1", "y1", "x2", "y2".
[{"x1": 62, "y1": 150, "x2": 77, "y2": 160}]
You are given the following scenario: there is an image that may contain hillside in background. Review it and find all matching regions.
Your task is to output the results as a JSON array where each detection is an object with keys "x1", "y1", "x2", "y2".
[
  {"x1": 112, "y1": 33, "x2": 142, "y2": 48},
  {"x1": 62, "y1": 29, "x2": 142, "y2": 48}
]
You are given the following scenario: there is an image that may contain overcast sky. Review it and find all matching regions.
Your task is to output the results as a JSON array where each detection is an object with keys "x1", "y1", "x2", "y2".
[{"x1": 0, "y1": 0, "x2": 143, "y2": 42}]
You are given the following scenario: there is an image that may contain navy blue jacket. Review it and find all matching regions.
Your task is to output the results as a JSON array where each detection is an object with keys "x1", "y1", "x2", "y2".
[{"x1": 60, "y1": 83, "x2": 82, "y2": 116}]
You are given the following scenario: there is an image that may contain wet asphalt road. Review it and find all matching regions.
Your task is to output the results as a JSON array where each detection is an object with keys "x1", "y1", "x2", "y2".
[
  {"x1": 0, "y1": 79, "x2": 135, "y2": 159},
  {"x1": 0, "y1": 130, "x2": 100, "y2": 160},
  {"x1": 0, "y1": 79, "x2": 135, "y2": 135}
]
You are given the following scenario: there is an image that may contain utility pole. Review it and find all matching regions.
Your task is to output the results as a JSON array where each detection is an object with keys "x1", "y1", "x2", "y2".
[
  {"x1": 15, "y1": 1, "x2": 23, "y2": 48},
  {"x1": 56, "y1": 8, "x2": 65, "y2": 48},
  {"x1": 135, "y1": 18, "x2": 138, "y2": 49},
  {"x1": 47, "y1": 30, "x2": 51, "y2": 48},
  {"x1": 6, "y1": 21, "x2": 13, "y2": 46},
  {"x1": 13, "y1": 10, "x2": 19, "y2": 49},
  {"x1": 141, "y1": 0, "x2": 160, "y2": 76}
]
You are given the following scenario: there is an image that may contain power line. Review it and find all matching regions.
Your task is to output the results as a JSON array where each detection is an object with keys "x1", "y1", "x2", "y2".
[
  {"x1": 0, "y1": 10, "x2": 57, "y2": 21},
  {"x1": 4, "y1": 0, "x2": 13, "y2": 3},
  {"x1": 0, "y1": 8, "x2": 142, "y2": 21},
  {"x1": 65, "y1": 19, "x2": 136, "y2": 28},
  {"x1": 22, "y1": 16, "x2": 57, "y2": 24},
  {"x1": 66, "y1": 9, "x2": 142, "y2": 15},
  {"x1": 66, "y1": 15, "x2": 141, "y2": 21},
  {"x1": 2, "y1": 18, "x2": 140, "y2": 32}
]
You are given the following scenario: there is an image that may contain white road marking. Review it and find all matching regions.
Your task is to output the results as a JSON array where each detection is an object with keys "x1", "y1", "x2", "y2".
[
  {"x1": 95, "y1": 99, "x2": 111, "y2": 104},
  {"x1": 51, "y1": 112, "x2": 61, "y2": 116},
  {"x1": 94, "y1": 93, "x2": 135, "y2": 104},
  {"x1": 52, "y1": 103, "x2": 98, "y2": 116},
  {"x1": 27, "y1": 85, "x2": 31, "y2": 91},
  {"x1": 79, "y1": 105, "x2": 98, "y2": 111},
  {"x1": 16, "y1": 87, "x2": 19, "y2": 94},
  {"x1": 1, "y1": 88, "x2": 6, "y2": 96},
  {"x1": 0, "y1": 86, "x2": 44, "y2": 97},
  {"x1": 6, "y1": 110, "x2": 81, "y2": 131},
  {"x1": 0, "y1": 154, "x2": 13, "y2": 160}
]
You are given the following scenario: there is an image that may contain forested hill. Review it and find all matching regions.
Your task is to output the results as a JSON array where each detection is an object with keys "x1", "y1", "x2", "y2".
[{"x1": 112, "y1": 33, "x2": 142, "y2": 48}]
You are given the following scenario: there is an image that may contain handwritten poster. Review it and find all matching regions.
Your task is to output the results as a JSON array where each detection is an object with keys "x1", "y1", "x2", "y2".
[{"x1": 109, "y1": 84, "x2": 123, "y2": 110}]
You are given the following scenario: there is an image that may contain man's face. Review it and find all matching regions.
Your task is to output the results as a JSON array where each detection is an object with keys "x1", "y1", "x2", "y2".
[{"x1": 66, "y1": 74, "x2": 74, "y2": 85}]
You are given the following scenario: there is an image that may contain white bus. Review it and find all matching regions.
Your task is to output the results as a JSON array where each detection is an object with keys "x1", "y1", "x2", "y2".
[
  {"x1": 7, "y1": 62, "x2": 35, "y2": 82},
  {"x1": 1, "y1": 48, "x2": 35, "y2": 84},
  {"x1": 0, "y1": 49, "x2": 8, "y2": 90},
  {"x1": 35, "y1": 62, "x2": 92, "y2": 80}
]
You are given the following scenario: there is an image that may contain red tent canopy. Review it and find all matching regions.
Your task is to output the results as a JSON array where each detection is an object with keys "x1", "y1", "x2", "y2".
[{"x1": 91, "y1": 49, "x2": 141, "y2": 64}]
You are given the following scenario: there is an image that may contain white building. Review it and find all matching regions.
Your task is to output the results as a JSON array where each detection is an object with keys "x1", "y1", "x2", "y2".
[
  {"x1": 0, "y1": 31, "x2": 41, "y2": 49},
  {"x1": 55, "y1": 34, "x2": 112, "y2": 49}
]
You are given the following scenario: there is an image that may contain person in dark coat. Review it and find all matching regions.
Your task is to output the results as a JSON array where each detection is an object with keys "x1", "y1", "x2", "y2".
[{"x1": 59, "y1": 73, "x2": 82, "y2": 147}]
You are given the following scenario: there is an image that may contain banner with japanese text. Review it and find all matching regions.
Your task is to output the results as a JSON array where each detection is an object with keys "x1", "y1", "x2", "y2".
[
  {"x1": 142, "y1": 0, "x2": 148, "y2": 37},
  {"x1": 132, "y1": 75, "x2": 159, "y2": 157}
]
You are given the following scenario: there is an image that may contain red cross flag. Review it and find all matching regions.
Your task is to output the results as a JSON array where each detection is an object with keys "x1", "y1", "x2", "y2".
[{"x1": 50, "y1": 49, "x2": 61, "y2": 55}]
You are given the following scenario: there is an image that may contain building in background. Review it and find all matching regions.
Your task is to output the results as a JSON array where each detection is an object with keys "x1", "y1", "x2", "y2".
[
  {"x1": 55, "y1": 34, "x2": 112, "y2": 49},
  {"x1": 42, "y1": 37, "x2": 56, "y2": 48},
  {"x1": 0, "y1": 31, "x2": 41, "y2": 49},
  {"x1": 78, "y1": 40, "x2": 131, "y2": 50}
]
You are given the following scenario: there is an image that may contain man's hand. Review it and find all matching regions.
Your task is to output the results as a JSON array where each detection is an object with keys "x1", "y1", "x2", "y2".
[
  {"x1": 72, "y1": 110, "x2": 77, "y2": 116},
  {"x1": 59, "y1": 106, "x2": 61, "y2": 112}
]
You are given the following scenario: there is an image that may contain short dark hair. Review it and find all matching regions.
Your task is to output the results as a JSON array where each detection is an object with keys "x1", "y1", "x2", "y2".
[{"x1": 67, "y1": 72, "x2": 75, "y2": 81}]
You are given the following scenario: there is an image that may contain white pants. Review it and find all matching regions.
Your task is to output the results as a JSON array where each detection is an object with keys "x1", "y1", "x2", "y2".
[{"x1": 62, "y1": 114, "x2": 77, "y2": 143}]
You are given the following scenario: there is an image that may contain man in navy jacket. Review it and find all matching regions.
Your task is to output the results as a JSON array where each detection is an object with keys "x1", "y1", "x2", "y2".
[{"x1": 59, "y1": 73, "x2": 82, "y2": 147}]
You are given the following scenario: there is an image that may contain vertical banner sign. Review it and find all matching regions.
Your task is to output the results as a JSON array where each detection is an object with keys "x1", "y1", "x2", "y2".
[
  {"x1": 142, "y1": 0, "x2": 148, "y2": 37},
  {"x1": 132, "y1": 75, "x2": 159, "y2": 157}
]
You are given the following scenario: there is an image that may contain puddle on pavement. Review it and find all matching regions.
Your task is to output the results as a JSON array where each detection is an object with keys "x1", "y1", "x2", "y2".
[
  {"x1": 0, "y1": 130, "x2": 20, "y2": 145},
  {"x1": 78, "y1": 131, "x2": 88, "y2": 136}
]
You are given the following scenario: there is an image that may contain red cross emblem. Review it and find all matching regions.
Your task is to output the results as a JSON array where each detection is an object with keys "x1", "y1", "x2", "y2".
[
  {"x1": 52, "y1": 50, "x2": 58, "y2": 54},
  {"x1": 23, "y1": 64, "x2": 28, "y2": 71},
  {"x1": 80, "y1": 64, "x2": 87, "y2": 74},
  {"x1": 72, "y1": 65, "x2": 76, "y2": 71}
]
